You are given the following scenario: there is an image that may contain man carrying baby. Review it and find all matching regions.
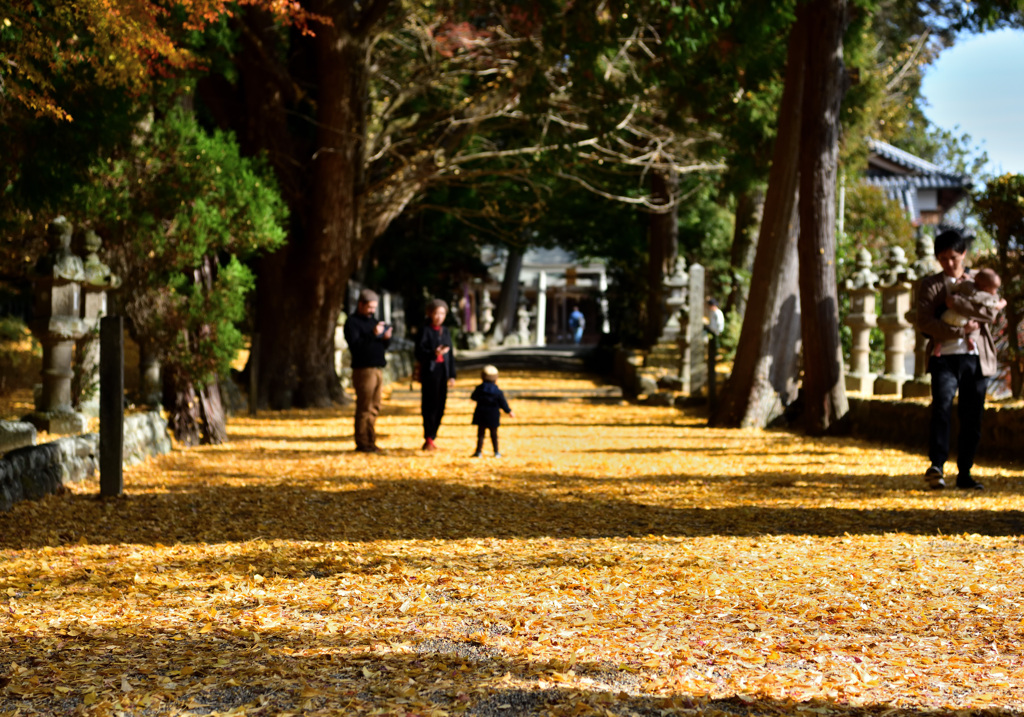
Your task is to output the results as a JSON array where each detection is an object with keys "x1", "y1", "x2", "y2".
[{"x1": 915, "y1": 229, "x2": 1004, "y2": 491}]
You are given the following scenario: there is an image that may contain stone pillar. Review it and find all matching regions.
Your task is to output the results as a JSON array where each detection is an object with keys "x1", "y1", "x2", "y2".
[
  {"x1": 903, "y1": 232, "x2": 939, "y2": 398},
  {"x1": 334, "y1": 312, "x2": 349, "y2": 388},
  {"x1": 874, "y1": 247, "x2": 913, "y2": 396},
  {"x1": 598, "y1": 270, "x2": 610, "y2": 334},
  {"x1": 843, "y1": 249, "x2": 879, "y2": 394},
  {"x1": 685, "y1": 262, "x2": 707, "y2": 394},
  {"x1": 536, "y1": 271, "x2": 547, "y2": 346},
  {"x1": 479, "y1": 290, "x2": 495, "y2": 335},
  {"x1": 25, "y1": 217, "x2": 89, "y2": 434}
]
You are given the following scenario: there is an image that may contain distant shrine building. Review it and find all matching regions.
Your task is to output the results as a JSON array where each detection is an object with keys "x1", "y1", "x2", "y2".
[
  {"x1": 467, "y1": 246, "x2": 609, "y2": 347},
  {"x1": 863, "y1": 138, "x2": 971, "y2": 226}
]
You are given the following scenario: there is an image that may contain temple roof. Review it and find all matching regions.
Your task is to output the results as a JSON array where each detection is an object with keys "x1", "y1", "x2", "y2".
[{"x1": 864, "y1": 138, "x2": 970, "y2": 190}]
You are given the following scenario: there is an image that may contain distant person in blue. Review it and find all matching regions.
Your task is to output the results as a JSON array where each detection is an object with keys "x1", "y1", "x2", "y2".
[
  {"x1": 568, "y1": 306, "x2": 585, "y2": 344},
  {"x1": 470, "y1": 365, "x2": 514, "y2": 458},
  {"x1": 415, "y1": 298, "x2": 456, "y2": 451}
]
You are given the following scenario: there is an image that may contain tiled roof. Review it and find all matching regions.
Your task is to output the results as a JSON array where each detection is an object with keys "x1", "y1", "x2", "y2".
[
  {"x1": 866, "y1": 138, "x2": 970, "y2": 190},
  {"x1": 863, "y1": 174, "x2": 969, "y2": 190}
]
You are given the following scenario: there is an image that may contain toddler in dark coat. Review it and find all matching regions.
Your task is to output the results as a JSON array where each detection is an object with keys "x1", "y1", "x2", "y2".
[{"x1": 470, "y1": 365, "x2": 513, "y2": 457}]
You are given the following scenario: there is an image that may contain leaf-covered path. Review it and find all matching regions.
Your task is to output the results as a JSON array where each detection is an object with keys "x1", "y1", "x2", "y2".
[{"x1": 2, "y1": 373, "x2": 1024, "y2": 716}]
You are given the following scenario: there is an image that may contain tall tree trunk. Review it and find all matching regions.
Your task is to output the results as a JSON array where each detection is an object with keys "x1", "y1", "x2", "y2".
[
  {"x1": 164, "y1": 369, "x2": 203, "y2": 446},
  {"x1": 492, "y1": 248, "x2": 524, "y2": 344},
  {"x1": 646, "y1": 169, "x2": 679, "y2": 347},
  {"x1": 726, "y1": 185, "x2": 765, "y2": 318},
  {"x1": 796, "y1": 0, "x2": 850, "y2": 434},
  {"x1": 712, "y1": 10, "x2": 807, "y2": 429},
  {"x1": 254, "y1": 16, "x2": 371, "y2": 409}
]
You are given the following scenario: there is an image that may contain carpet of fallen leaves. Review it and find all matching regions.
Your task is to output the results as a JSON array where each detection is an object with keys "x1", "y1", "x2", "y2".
[{"x1": 3, "y1": 372, "x2": 1024, "y2": 717}]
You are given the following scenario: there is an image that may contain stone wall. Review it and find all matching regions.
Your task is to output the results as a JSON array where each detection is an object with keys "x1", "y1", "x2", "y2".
[
  {"x1": 0, "y1": 410, "x2": 171, "y2": 512},
  {"x1": 847, "y1": 398, "x2": 1024, "y2": 461},
  {"x1": 0, "y1": 433, "x2": 98, "y2": 512},
  {"x1": 0, "y1": 421, "x2": 37, "y2": 454}
]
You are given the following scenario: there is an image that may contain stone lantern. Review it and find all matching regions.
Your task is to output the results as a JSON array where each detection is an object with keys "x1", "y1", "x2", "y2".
[
  {"x1": 77, "y1": 230, "x2": 121, "y2": 416},
  {"x1": 661, "y1": 258, "x2": 688, "y2": 344},
  {"x1": 903, "y1": 231, "x2": 940, "y2": 398},
  {"x1": 25, "y1": 217, "x2": 89, "y2": 434},
  {"x1": 843, "y1": 249, "x2": 879, "y2": 394},
  {"x1": 874, "y1": 246, "x2": 913, "y2": 396}
]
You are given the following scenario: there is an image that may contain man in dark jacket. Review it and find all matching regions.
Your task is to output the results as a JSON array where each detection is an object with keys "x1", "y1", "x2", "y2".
[
  {"x1": 915, "y1": 229, "x2": 1001, "y2": 490},
  {"x1": 344, "y1": 289, "x2": 392, "y2": 452}
]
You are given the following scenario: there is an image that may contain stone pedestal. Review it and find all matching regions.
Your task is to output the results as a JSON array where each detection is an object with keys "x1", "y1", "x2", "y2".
[
  {"x1": 874, "y1": 248, "x2": 912, "y2": 396},
  {"x1": 845, "y1": 288, "x2": 878, "y2": 394},
  {"x1": 843, "y1": 249, "x2": 878, "y2": 394}
]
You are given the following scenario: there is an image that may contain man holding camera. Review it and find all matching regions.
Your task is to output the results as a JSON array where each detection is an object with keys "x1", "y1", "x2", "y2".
[{"x1": 344, "y1": 289, "x2": 393, "y2": 453}]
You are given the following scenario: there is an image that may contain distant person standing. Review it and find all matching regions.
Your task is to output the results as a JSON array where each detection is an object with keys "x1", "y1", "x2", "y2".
[
  {"x1": 916, "y1": 228, "x2": 1001, "y2": 490},
  {"x1": 569, "y1": 306, "x2": 585, "y2": 344},
  {"x1": 470, "y1": 365, "x2": 513, "y2": 457},
  {"x1": 415, "y1": 298, "x2": 456, "y2": 451},
  {"x1": 706, "y1": 298, "x2": 725, "y2": 336},
  {"x1": 344, "y1": 289, "x2": 392, "y2": 453}
]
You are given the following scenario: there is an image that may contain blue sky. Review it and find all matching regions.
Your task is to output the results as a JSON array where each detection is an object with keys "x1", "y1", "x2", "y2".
[{"x1": 920, "y1": 28, "x2": 1024, "y2": 176}]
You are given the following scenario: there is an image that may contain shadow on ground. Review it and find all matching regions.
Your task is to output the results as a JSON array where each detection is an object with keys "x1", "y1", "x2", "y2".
[
  {"x1": 1, "y1": 609, "x2": 1019, "y2": 717},
  {"x1": 5, "y1": 467, "x2": 1022, "y2": 550}
]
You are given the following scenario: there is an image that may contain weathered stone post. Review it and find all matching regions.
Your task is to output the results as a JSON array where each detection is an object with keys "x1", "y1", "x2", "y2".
[
  {"x1": 685, "y1": 262, "x2": 707, "y2": 395},
  {"x1": 874, "y1": 247, "x2": 913, "y2": 396},
  {"x1": 843, "y1": 249, "x2": 879, "y2": 394},
  {"x1": 24, "y1": 216, "x2": 88, "y2": 434},
  {"x1": 903, "y1": 232, "x2": 939, "y2": 398},
  {"x1": 78, "y1": 230, "x2": 120, "y2": 417}
]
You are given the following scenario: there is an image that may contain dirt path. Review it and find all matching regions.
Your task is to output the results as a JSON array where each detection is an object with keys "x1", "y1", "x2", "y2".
[{"x1": 2, "y1": 373, "x2": 1023, "y2": 716}]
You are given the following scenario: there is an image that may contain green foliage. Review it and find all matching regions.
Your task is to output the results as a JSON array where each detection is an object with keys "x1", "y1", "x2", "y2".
[
  {"x1": 973, "y1": 173, "x2": 1024, "y2": 397},
  {"x1": 677, "y1": 180, "x2": 736, "y2": 301},
  {"x1": 840, "y1": 182, "x2": 916, "y2": 270},
  {"x1": 77, "y1": 108, "x2": 287, "y2": 389}
]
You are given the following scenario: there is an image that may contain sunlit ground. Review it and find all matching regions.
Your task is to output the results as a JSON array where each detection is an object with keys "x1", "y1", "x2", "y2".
[{"x1": 2, "y1": 372, "x2": 1023, "y2": 716}]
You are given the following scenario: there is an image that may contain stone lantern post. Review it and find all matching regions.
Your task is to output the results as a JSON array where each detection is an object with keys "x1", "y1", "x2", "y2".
[
  {"x1": 77, "y1": 230, "x2": 121, "y2": 416},
  {"x1": 843, "y1": 249, "x2": 879, "y2": 394},
  {"x1": 661, "y1": 258, "x2": 688, "y2": 344},
  {"x1": 903, "y1": 231, "x2": 940, "y2": 398},
  {"x1": 25, "y1": 217, "x2": 89, "y2": 434},
  {"x1": 874, "y1": 246, "x2": 913, "y2": 396}
]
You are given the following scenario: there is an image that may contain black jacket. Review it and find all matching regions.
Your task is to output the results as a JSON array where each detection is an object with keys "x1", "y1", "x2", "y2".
[
  {"x1": 471, "y1": 382, "x2": 511, "y2": 428},
  {"x1": 415, "y1": 324, "x2": 456, "y2": 381},
  {"x1": 344, "y1": 312, "x2": 390, "y2": 369}
]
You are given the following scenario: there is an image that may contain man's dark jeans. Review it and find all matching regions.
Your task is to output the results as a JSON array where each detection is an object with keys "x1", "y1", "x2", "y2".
[{"x1": 928, "y1": 354, "x2": 989, "y2": 477}]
